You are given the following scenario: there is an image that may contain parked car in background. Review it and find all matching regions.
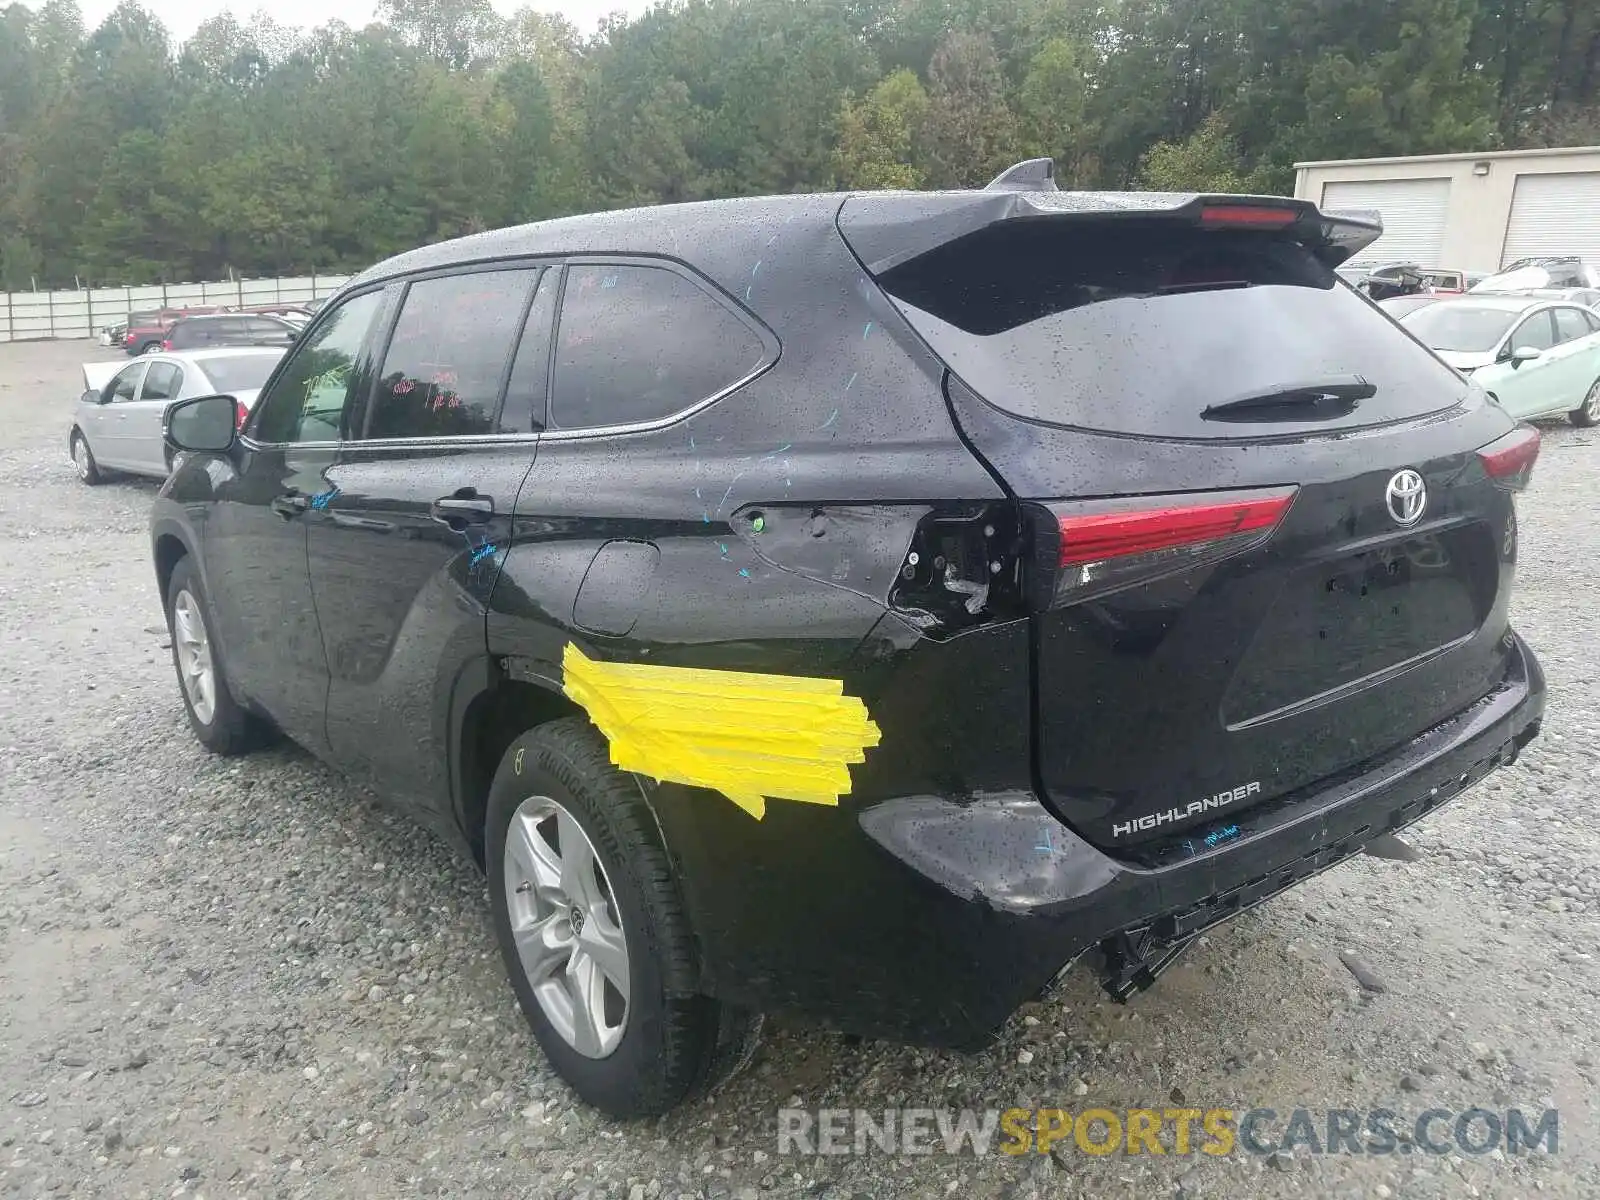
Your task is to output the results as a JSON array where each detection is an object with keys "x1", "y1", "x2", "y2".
[
  {"x1": 1422, "y1": 268, "x2": 1473, "y2": 293},
  {"x1": 72, "y1": 348, "x2": 284, "y2": 484},
  {"x1": 123, "y1": 306, "x2": 229, "y2": 355},
  {"x1": 1472, "y1": 258, "x2": 1600, "y2": 294},
  {"x1": 234, "y1": 303, "x2": 314, "y2": 324},
  {"x1": 1360, "y1": 262, "x2": 1428, "y2": 300},
  {"x1": 163, "y1": 314, "x2": 299, "y2": 352},
  {"x1": 121, "y1": 311, "x2": 167, "y2": 355},
  {"x1": 1378, "y1": 293, "x2": 1448, "y2": 319},
  {"x1": 151, "y1": 171, "x2": 1545, "y2": 1117},
  {"x1": 1401, "y1": 295, "x2": 1600, "y2": 425},
  {"x1": 1496, "y1": 285, "x2": 1600, "y2": 309}
]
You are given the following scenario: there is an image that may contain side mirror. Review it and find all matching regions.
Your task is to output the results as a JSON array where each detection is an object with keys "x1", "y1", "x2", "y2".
[
  {"x1": 166, "y1": 394, "x2": 238, "y2": 454},
  {"x1": 80, "y1": 389, "x2": 101, "y2": 405},
  {"x1": 1510, "y1": 345, "x2": 1543, "y2": 368}
]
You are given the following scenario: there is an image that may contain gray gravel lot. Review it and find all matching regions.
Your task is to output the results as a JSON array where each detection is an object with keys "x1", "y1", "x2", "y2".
[{"x1": 3, "y1": 337, "x2": 1599, "y2": 1199}]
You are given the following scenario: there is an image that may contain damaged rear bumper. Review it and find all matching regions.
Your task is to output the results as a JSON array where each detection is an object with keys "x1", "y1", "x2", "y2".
[
  {"x1": 657, "y1": 629, "x2": 1543, "y2": 1047},
  {"x1": 842, "y1": 629, "x2": 1543, "y2": 1046}
]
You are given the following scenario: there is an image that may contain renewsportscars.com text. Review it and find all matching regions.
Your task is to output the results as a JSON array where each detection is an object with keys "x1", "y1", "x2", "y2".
[{"x1": 777, "y1": 1106, "x2": 1559, "y2": 1158}]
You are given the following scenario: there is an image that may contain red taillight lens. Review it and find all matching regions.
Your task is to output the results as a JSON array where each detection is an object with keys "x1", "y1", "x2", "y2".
[
  {"x1": 1057, "y1": 494, "x2": 1294, "y2": 566},
  {"x1": 235, "y1": 400, "x2": 249, "y2": 431},
  {"x1": 1028, "y1": 487, "x2": 1297, "y2": 609},
  {"x1": 1477, "y1": 425, "x2": 1540, "y2": 490},
  {"x1": 161, "y1": 340, "x2": 172, "y2": 351},
  {"x1": 1198, "y1": 204, "x2": 1298, "y2": 228}
]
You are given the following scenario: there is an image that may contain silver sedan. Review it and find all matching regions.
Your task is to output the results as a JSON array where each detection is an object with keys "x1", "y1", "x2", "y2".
[{"x1": 69, "y1": 348, "x2": 284, "y2": 484}]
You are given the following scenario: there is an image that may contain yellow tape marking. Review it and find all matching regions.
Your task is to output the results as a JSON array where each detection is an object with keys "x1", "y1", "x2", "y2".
[{"x1": 561, "y1": 643, "x2": 881, "y2": 819}]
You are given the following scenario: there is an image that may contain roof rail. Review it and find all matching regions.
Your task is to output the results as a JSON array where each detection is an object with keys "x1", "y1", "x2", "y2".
[{"x1": 984, "y1": 158, "x2": 1058, "y2": 192}]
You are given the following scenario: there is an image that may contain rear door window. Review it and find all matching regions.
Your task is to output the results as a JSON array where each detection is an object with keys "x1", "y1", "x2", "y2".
[
  {"x1": 140, "y1": 362, "x2": 181, "y2": 400},
  {"x1": 363, "y1": 268, "x2": 538, "y2": 440},
  {"x1": 873, "y1": 221, "x2": 1471, "y2": 439},
  {"x1": 548, "y1": 263, "x2": 767, "y2": 432}
]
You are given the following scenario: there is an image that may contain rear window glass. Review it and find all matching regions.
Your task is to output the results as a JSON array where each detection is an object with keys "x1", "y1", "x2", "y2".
[
  {"x1": 1402, "y1": 304, "x2": 1519, "y2": 352},
  {"x1": 876, "y1": 222, "x2": 1468, "y2": 439},
  {"x1": 201, "y1": 354, "x2": 280, "y2": 393}
]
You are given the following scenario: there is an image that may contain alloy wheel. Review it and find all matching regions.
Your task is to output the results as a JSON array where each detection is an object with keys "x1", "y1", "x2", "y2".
[
  {"x1": 71, "y1": 437, "x2": 89, "y2": 481},
  {"x1": 172, "y1": 588, "x2": 217, "y2": 725},
  {"x1": 502, "y1": 795, "x2": 630, "y2": 1058}
]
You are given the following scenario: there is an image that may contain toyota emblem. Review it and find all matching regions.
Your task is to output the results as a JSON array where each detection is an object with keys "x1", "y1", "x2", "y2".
[{"x1": 1386, "y1": 469, "x2": 1427, "y2": 527}]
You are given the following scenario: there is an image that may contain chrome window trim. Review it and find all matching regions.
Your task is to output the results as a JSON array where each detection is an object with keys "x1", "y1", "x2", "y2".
[{"x1": 243, "y1": 252, "x2": 778, "y2": 451}]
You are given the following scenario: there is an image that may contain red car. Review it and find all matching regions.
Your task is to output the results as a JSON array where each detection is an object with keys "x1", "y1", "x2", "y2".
[{"x1": 124, "y1": 306, "x2": 228, "y2": 356}]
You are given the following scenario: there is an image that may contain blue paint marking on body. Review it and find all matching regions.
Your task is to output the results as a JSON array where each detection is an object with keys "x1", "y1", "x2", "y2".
[
  {"x1": 1203, "y1": 824, "x2": 1242, "y2": 848},
  {"x1": 862, "y1": 322, "x2": 873, "y2": 339},
  {"x1": 468, "y1": 543, "x2": 499, "y2": 567},
  {"x1": 309, "y1": 486, "x2": 339, "y2": 510}
]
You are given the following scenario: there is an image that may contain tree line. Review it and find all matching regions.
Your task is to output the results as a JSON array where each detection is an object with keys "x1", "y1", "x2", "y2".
[{"x1": 1, "y1": 0, "x2": 1596, "y2": 289}]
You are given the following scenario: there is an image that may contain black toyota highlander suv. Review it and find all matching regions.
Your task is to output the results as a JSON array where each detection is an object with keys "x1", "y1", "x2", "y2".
[{"x1": 150, "y1": 160, "x2": 1546, "y2": 1118}]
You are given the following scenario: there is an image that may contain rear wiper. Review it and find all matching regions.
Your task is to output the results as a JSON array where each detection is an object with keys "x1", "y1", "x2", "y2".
[{"x1": 1201, "y1": 375, "x2": 1376, "y2": 422}]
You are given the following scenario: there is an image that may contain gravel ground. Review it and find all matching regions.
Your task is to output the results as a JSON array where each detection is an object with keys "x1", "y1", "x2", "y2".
[{"x1": 3, "y1": 337, "x2": 1599, "y2": 1200}]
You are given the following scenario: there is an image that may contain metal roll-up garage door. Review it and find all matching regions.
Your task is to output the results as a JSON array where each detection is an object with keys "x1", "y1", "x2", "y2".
[
  {"x1": 1320, "y1": 179, "x2": 1451, "y2": 266},
  {"x1": 1501, "y1": 172, "x2": 1600, "y2": 267}
]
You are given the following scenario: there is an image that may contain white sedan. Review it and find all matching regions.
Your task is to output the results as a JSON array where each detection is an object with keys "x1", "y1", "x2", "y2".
[
  {"x1": 70, "y1": 347, "x2": 284, "y2": 484},
  {"x1": 1400, "y1": 296, "x2": 1600, "y2": 426}
]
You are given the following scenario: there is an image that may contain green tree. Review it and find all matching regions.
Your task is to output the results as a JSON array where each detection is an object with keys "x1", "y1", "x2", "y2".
[
  {"x1": 1138, "y1": 111, "x2": 1273, "y2": 192},
  {"x1": 834, "y1": 68, "x2": 930, "y2": 189},
  {"x1": 919, "y1": 29, "x2": 1020, "y2": 188},
  {"x1": 1017, "y1": 37, "x2": 1096, "y2": 185}
]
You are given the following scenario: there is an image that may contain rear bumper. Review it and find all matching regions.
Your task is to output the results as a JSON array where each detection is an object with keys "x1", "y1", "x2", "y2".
[{"x1": 664, "y1": 631, "x2": 1544, "y2": 1047}]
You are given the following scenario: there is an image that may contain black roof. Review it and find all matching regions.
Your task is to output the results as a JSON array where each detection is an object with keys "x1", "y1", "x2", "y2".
[{"x1": 341, "y1": 174, "x2": 1383, "y2": 303}]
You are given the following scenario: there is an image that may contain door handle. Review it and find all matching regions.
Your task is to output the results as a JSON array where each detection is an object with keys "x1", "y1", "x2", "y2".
[
  {"x1": 430, "y1": 492, "x2": 494, "y2": 526},
  {"x1": 271, "y1": 492, "x2": 310, "y2": 520}
]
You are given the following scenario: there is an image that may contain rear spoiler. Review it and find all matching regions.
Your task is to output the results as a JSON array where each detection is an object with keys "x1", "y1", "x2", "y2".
[{"x1": 839, "y1": 168, "x2": 1384, "y2": 275}]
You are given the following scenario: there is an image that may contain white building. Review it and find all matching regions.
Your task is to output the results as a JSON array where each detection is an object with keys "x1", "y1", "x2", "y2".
[{"x1": 1293, "y1": 145, "x2": 1600, "y2": 272}]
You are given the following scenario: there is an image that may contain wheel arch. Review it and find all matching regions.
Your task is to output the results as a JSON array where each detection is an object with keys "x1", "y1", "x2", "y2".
[
  {"x1": 151, "y1": 523, "x2": 194, "y2": 609},
  {"x1": 453, "y1": 662, "x2": 584, "y2": 869}
]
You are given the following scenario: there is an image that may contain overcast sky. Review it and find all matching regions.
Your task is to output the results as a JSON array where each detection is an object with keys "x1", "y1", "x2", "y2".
[{"x1": 55, "y1": 0, "x2": 646, "y2": 44}]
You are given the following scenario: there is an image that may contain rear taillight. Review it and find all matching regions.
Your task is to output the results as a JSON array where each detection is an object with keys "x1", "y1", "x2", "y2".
[
  {"x1": 234, "y1": 400, "x2": 249, "y2": 431},
  {"x1": 1198, "y1": 204, "x2": 1298, "y2": 229},
  {"x1": 161, "y1": 340, "x2": 172, "y2": 351},
  {"x1": 1026, "y1": 487, "x2": 1297, "y2": 609},
  {"x1": 1477, "y1": 425, "x2": 1540, "y2": 491}
]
